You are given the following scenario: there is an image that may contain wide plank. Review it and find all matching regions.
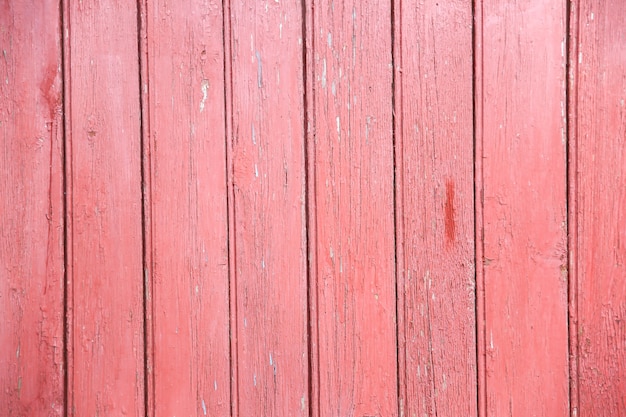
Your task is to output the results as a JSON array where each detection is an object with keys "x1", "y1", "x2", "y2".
[
  {"x1": 142, "y1": 0, "x2": 231, "y2": 415},
  {"x1": 228, "y1": 1, "x2": 309, "y2": 415},
  {"x1": 65, "y1": 1, "x2": 145, "y2": 415},
  {"x1": 574, "y1": 1, "x2": 626, "y2": 414},
  {"x1": 395, "y1": 1, "x2": 477, "y2": 416},
  {"x1": 478, "y1": 0, "x2": 570, "y2": 415},
  {"x1": 0, "y1": 1, "x2": 65, "y2": 415},
  {"x1": 309, "y1": 1, "x2": 398, "y2": 415}
]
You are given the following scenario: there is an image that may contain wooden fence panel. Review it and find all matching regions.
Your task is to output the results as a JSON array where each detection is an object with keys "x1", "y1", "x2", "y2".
[
  {"x1": 228, "y1": 1, "x2": 309, "y2": 415},
  {"x1": 394, "y1": 1, "x2": 477, "y2": 416},
  {"x1": 142, "y1": 0, "x2": 231, "y2": 416},
  {"x1": 309, "y1": 1, "x2": 398, "y2": 416},
  {"x1": 5, "y1": 2, "x2": 626, "y2": 416},
  {"x1": 574, "y1": 1, "x2": 626, "y2": 414},
  {"x1": 477, "y1": 1, "x2": 570, "y2": 416},
  {"x1": 65, "y1": 1, "x2": 145, "y2": 415},
  {"x1": 0, "y1": 1, "x2": 65, "y2": 415}
]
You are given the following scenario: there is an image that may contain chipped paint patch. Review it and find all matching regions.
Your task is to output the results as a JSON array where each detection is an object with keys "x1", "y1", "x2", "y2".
[{"x1": 200, "y1": 79, "x2": 209, "y2": 112}]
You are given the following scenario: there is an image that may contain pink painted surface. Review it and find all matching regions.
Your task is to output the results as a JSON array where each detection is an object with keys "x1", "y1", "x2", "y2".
[
  {"x1": 228, "y1": 0, "x2": 309, "y2": 415},
  {"x1": 0, "y1": 1, "x2": 64, "y2": 414},
  {"x1": 143, "y1": 0, "x2": 231, "y2": 415},
  {"x1": 395, "y1": 1, "x2": 477, "y2": 416},
  {"x1": 2, "y1": 1, "x2": 626, "y2": 415},
  {"x1": 478, "y1": 1, "x2": 570, "y2": 415},
  {"x1": 65, "y1": 1, "x2": 145, "y2": 415},
  {"x1": 574, "y1": 1, "x2": 626, "y2": 414},
  {"x1": 310, "y1": 1, "x2": 398, "y2": 416}
]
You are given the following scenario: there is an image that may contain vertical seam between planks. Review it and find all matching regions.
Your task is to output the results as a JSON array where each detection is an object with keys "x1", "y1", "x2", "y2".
[
  {"x1": 305, "y1": 2, "x2": 320, "y2": 415},
  {"x1": 566, "y1": 1, "x2": 581, "y2": 415},
  {"x1": 301, "y1": 1, "x2": 317, "y2": 416},
  {"x1": 472, "y1": 0, "x2": 487, "y2": 416},
  {"x1": 60, "y1": 0, "x2": 73, "y2": 414},
  {"x1": 136, "y1": 0, "x2": 153, "y2": 414},
  {"x1": 390, "y1": 0, "x2": 405, "y2": 415},
  {"x1": 221, "y1": 0, "x2": 238, "y2": 415}
]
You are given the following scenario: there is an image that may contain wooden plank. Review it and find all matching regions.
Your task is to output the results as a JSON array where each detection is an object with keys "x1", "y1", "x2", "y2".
[
  {"x1": 574, "y1": 1, "x2": 626, "y2": 414},
  {"x1": 65, "y1": 1, "x2": 145, "y2": 415},
  {"x1": 310, "y1": 1, "x2": 397, "y2": 415},
  {"x1": 143, "y1": 0, "x2": 231, "y2": 415},
  {"x1": 394, "y1": 1, "x2": 477, "y2": 416},
  {"x1": 0, "y1": 1, "x2": 65, "y2": 415},
  {"x1": 478, "y1": 1, "x2": 569, "y2": 415},
  {"x1": 228, "y1": 1, "x2": 309, "y2": 415}
]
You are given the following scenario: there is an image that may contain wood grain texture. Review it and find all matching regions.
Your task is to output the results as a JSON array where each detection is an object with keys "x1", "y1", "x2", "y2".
[
  {"x1": 310, "y1": 1, "x2": 398, "y2": 415},
  {"x1": 228, "y1": 1, "x2": 309, "y2": 415},
  {"x1": 574, "y1": 1, "x2": 626, "y2": 414},
  {"x1": 0, "y1": 1, "x2": 65, "y2": 415},
  {"x1": 143, "y1": 0, "x2": 231, "y2": 415},
  {"x1": 394, "y1": 1, "x2": 477, "y2": 416},
  {"x1": 66, "y1": 1, "x2": 145, "y2": 415},
  {"x1": 478, "y1": 1, "x2": 569, "y2": 415}
]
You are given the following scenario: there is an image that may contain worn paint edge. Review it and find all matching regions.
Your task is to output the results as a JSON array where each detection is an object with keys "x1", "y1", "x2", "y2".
[
  {"x1": 472, "y1": 1, "x2": 487, "y2": 416},
  {"x1": 61, "y1": 0, "x2": 73, "y2": 413},
  {"x1": 566, "y1": 0, "x2": 581, "y2": 416},
  {"x1": 221, "y1": 0, "x2": 239, "y2": 415},
  {"x1": 136, "y1": 0, "x2": 154, "y2": 414},
  {"x1": 391, "y1": 0, "x2": 406, "y2": 416},
  {"x1": 302, "y1": 1, "x2": 318, "y2": 417}
]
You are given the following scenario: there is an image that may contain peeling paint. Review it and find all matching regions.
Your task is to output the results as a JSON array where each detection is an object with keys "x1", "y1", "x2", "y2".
[
  {"x1": 255, "y1": 50, "x2": 263, "y2": 88},
  {"x1": 199, "y1": 79, "x2": 209, "y2": 112}
]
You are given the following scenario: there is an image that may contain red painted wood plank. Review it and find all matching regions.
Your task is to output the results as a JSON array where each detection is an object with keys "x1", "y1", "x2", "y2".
[
  {"x1": 394, "y1": 1, "x2": 477, "y2": 416},
  {"x1": 143, "y1": 0, "x2": 231, "y2": 415},
  {"x1": 0, "y1": 1, "x2": 65, "y2": 415},
  {"x1": 65, "y1": 2, "x2": 145, "y2": 415},
  {"x1": 310, "y1": 1, "x2": 397, "y2": 415},
  {"x1": 478, "y1": 1, "x2": 569, "y2": 415},
  {"x1": 228, "y1": 1, "x2": 309, "y2": 415},
  {"x1": 574, "y1": 1, "x2": 626, "y2": 414}
]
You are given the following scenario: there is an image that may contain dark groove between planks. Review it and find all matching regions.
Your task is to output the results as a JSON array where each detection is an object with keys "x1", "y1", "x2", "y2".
[
  {"x1": 566, "y1": 0, "x2": 580, "y2": 415},
  {"x1": 472, "y1": 0, "x2": 488, "y2": 416},
  {"x1": 390, "y1": 0, "x2": 403, "y2": 416},
  {"x1": 60, "y1": 0, "x2": 70, "y2": 414}
]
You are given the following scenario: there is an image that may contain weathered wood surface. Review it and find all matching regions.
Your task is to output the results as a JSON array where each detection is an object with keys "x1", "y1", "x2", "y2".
[
  {"x1": 395, "y1": 1, "x2": 477, "y2": 416},
  {"x1": 478, "y1": 0, "x2": 570, "y2": 415},
  {"x1": 4, "y1": 1, "x2": 626, "y2": 415},
  {"x1": 228, "y1": 1, "x2": 309, "y2": 415},
  {"x1": 574, "y1": 1, "x2": 626, "y2": 414},
  {"x1": 143, "y1": 0, "x2": 231, "y2": 415},
  {"x1": 310, "y1": 1, "x2": 398, "y2": 416},
  {"x1": 0, "y1": 1, "x2": 65, "y2": 415},
  {"x1": 65, "y1": 1, "x2": 145, "y2": 415}
]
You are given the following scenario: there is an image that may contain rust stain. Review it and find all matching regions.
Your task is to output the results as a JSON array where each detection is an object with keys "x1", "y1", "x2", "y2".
[{"x1": 445, "y1": 180, "x2": 456, "y2": 244}]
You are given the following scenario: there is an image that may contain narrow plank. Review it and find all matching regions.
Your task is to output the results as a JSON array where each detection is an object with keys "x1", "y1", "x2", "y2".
[
  {"x1": 0, "y1": 1, "x2": 65, "y2": 415},
  {"x1": 395, "y1": 1, "x2": 477, "y2": 416},
  {"x1": 575, "y1": 1, "x2": 626, "y2": 414},
  {"x1": 66, "y1": 1, "x2": 145, "y2": 415},
  {"x1": 478, "y1": 1, "x2": 569, "y2": 415},
  {"x1": 144, "y1": 0, "x2": 231, "y2": 415},
  {"x1": 311, "y1": 1, "x2": 397, "y2": 415},
  {"x1": 228, "y1": 1, "x2": 309, "y2": 415}
]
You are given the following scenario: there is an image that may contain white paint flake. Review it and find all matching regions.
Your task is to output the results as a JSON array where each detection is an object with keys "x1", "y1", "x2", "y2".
[{"x1": 200, "y1": 79, "x2": 209, "y2": 112}]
